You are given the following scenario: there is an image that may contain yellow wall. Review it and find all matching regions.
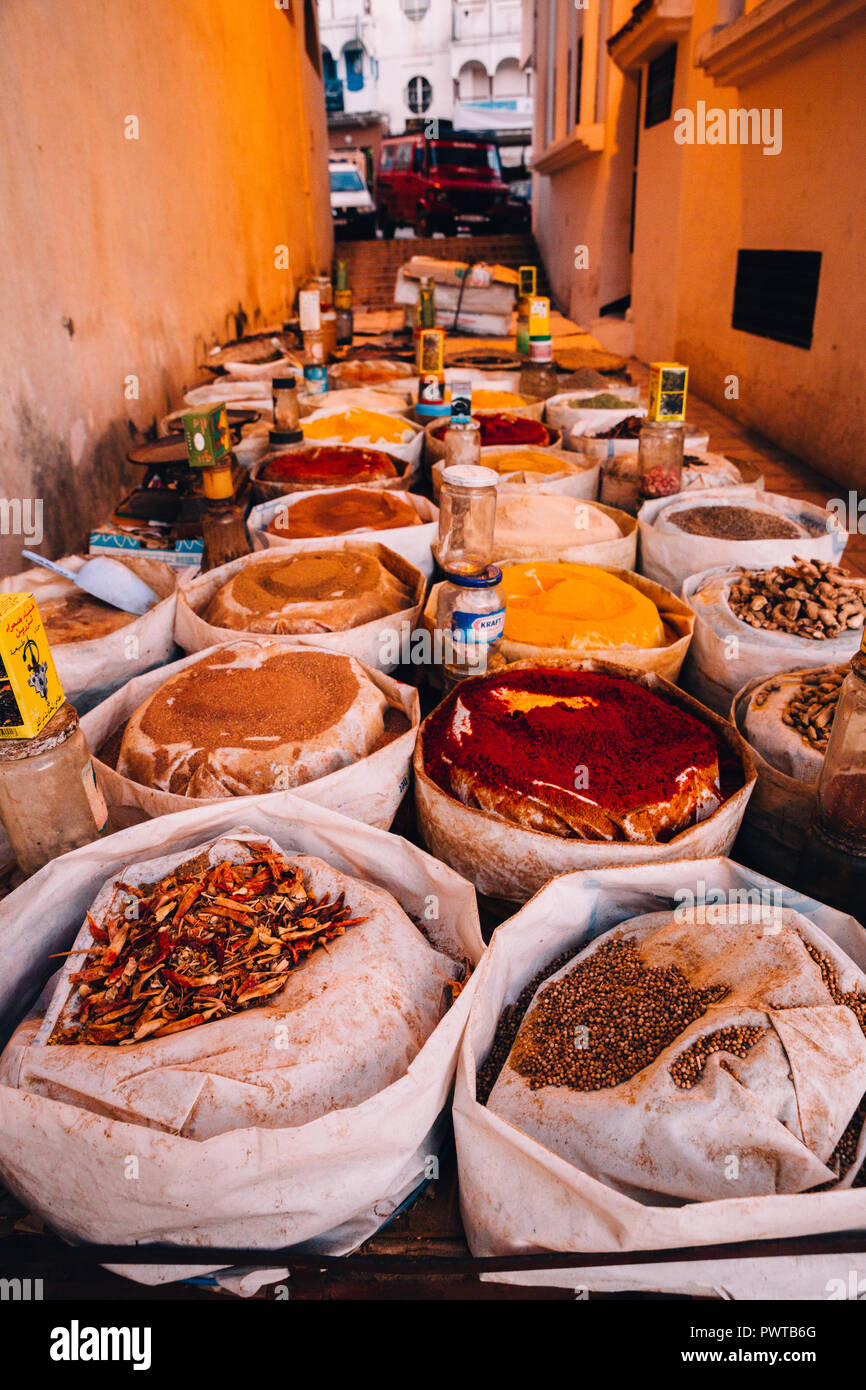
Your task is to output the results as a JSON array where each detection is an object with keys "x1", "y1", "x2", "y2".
[
  {"x1": 0, "y1": 0, "x2": 333, "y2": 574},
  {"x1": 533, "y1": 0, "x2": 866, "y2": 485},
  {"x1": 533, "y1": 0, "x2": 638, "y2": 325}
]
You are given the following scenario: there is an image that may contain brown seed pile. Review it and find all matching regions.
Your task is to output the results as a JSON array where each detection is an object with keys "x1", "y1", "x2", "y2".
[
  {"x1": 802, "y1": 936, "x2": 866, "y2": 1185},
  {"x1": 476, "y1": 948, "x2": 576, "y2": 1105},
  {"x1": 669, "y1": 1025, "x2": 767, "y2": 1089},
  {"x1": 508, "y1": 937, "x2": 729, "y2": 1092},
  {"x1": 753, "y1": 667, "x2": 846, "y2": 752},
  {"x1": 728, "y1": 559, "x2": 866, "y2": 638},
  {"x1": 670, "y1": 505, "x2": 801, "y2": 540}
]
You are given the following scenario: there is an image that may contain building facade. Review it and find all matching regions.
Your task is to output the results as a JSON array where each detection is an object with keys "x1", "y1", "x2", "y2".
[
  {"x1": 318, "y1": 0, "x2": 532, "y2": 169},
  {"x1": 527, "y1": 0, "x2": 866, "y2": 485}
]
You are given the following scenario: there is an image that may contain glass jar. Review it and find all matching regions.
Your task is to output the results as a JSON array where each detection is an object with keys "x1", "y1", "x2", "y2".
[
  {"x1": 516, "y1": 297, "x2": 531, "y2": 357},
  {"x1": 592, "y1": 442, "x2": 641, "y2": 515},
  {"x1": 334, "y1": 289, "x2": 354, "y2": 346},
  {"x1": 298, "y1": 289, "x2": 322, "y2": 334},
  {"x1": 638, "y1": 419, "x2": 685, "y2": 500},
  {"x1": 272, "y1": 377, "x2": 300, "y2": 433},
  {"x1": 443, "y1": 417, "x2": 481, "y2": 469},
  {"x1": 305, "y1": 275, "x2": 333, "y2": 312},
  {"x1": 518, "y1": 338, "x2": 559, "y2": 401},
  {"x1": 0, "y1": 703, "x2": 112, "y2": 876},
  {"x1": 437, "y1": 565, "x2": 505, "y2": 683},
  {"x1": 436, "y1": 462, "x2": 498, "y2": 576},
  {"x1": 321, "y1": 310, "x2": 338, "y2": 362}
]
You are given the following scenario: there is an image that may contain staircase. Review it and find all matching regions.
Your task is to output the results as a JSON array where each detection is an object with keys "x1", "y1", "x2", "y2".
[{"x1": 334, "y1": 233, "x2": 548, "y2": 313}]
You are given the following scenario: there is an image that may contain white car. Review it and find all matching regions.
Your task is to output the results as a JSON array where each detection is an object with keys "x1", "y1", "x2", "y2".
[{"x1": 329, "y1": 161, "x2": 377, "y2": 240}]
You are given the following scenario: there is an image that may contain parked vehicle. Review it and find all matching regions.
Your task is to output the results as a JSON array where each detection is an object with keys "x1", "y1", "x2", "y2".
[
  {"x1": 375, "y1": 131, "x2": 509, "y2": 238},
  {"x1": 329, "y1": 160, "x2": 377, "y2": 240},
  {"x1": 503, "y1": 176, "x2": 532, "y2": 232}
]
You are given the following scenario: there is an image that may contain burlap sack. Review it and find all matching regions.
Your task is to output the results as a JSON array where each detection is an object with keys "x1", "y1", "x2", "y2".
[
  {"x1": 0, "y1": 800, "x2": 483, "y2": 1282},
  {"x1": 422, "y1": 567, "x2": 695, "y2": 681},
  {"x1": 639, "y1": 489, "x2": 848, "y2": 593},
  {"x1": 175, "y1": 540, "x2": 425, "y2": 672},
  {"x1": 82, "y1": 642, "x2": 419, "y2": 832},
  {"x1": 0, "y1": 555, "x2": 178, "y2": 710},
  {"x1": 455, "y1": 858, "x2": 866, "y2": 1298},
  {"x1": 413, "y1": 658, "x2": 756, "y2": 900},
  {"x1": 248, "y1": 489, "x2": 438, "y2": 579},
  {"x1": 682, "y1": 565, "x2": 865, "y2": 715}
]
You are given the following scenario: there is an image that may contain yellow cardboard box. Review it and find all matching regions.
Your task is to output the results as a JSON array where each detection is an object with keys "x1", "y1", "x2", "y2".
[
  {"x1": 0, "y1": 594, "x2": 65, "y2": 739},
  {"x1": 648, "y1": 362, "x2": 689, "y2": 422}
]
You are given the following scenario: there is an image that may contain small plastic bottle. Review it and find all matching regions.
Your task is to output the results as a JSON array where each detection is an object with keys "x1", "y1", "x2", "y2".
[{"x1": 437, "y1": 565, "x2": 505, "y2": 683}]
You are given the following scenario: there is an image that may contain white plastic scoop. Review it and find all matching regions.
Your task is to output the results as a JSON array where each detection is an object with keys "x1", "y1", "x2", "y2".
[{"x1": 21, "y1": 551, "x2": 159, "y2": 616}]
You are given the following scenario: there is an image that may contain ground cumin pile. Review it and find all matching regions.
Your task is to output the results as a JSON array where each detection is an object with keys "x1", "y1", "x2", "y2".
[
  {"x1": 229, "y1": 552, "x2": 384, "y2": 613},
  {"x1": 669, "y1": 505, "x2": 801, "y2": 540},
  {"x1": 507, "y1": 937, "x2": 728, "y2": 1092},
  {"x1": 139, "y1": 649, "x2": 358, "y2": 749}
]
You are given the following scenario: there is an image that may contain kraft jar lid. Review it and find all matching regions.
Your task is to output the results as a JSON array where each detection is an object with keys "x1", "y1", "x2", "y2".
[
  {"x1": 443, "y1": 564, "x2": 503, "y2": 588},
  {"x1": 0, "y1": 702, "x2": 79, "y2": 761},
  {"x1": 442, "y1": 464, "x2": 499, "y2": 490}
]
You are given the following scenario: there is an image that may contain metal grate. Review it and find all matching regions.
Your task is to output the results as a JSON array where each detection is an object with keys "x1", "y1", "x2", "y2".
[{"x1": 732, "y1": 250, "x2": 822, "y2": 350}]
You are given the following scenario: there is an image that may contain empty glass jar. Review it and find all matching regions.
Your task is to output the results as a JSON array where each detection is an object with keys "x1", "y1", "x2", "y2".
[{"x1": 436, "y1": 462, "x2": 498, "y2": 576}]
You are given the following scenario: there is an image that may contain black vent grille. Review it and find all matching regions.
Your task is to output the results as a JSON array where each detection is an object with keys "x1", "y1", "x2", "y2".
[{"x1": 732, "y1": 250, "x2": 822, "y2": 350}]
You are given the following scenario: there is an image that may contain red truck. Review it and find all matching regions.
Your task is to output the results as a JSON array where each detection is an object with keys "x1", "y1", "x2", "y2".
[{"x1": 375, "y1": 130, "x2": 509, "y2": 238}]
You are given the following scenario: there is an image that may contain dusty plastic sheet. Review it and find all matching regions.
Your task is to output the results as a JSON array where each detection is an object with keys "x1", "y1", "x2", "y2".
[
  {"x1": 682, "y1": 563, "x2": 864, "y2": 715},
  {"x1": 638, "y1": 488, "x2": 848, "y2": 594},
  {"x1": 454, "y1": 856, "x2": 866, "y2": 1299},
  {"x1": 248, "y1": 489, "x2": 438, "y2": 579},
  {"x1": 174, "y1": 539, "x2": 425, "y2": 672},
  {"x1": 82, "y1": 641, "x2": 419, "y2": 832},
  {"x1": 413, "y1": 658, "x2": 756, "y2": 901},
  {"x1": 0, "y1": 794, "x2": 484, "y2": 1285}
]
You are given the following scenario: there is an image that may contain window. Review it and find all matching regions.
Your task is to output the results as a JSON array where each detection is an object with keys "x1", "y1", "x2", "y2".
[
  {"x1": 406, "y1": 75, "x2": 432, "y2": 114},
  {"x1": 430, "y1": 143, "x2": 502, "y2": 177},
  {"x1": 401, "y1": 0, "x2": 430, "y2": 18},
  {"x1": 732, "y1": 250, "x2": 822, "y2": 350},
  {"x1": 412, "y1": 145, "x2": 426, "y2": 172},
  {"x1": 330, "y1": 168, "x2": 365, "y2": 193},
  {"x1": 303, "y1": 0, "x2": 321, "y2": 76},
  {"x1": 644, "y1": 44, "x2": 677, "y2": 128},
  {"x1": 380, "y1": 145, "x2": 395, "y2": 172},
  {"x1": 394, "y1": 142, "x2": 412, "y2": 171},
  {"x1": 574, "y1": 36, "x2": 583, "y2": 126},
  {"x1": 344, "y1": 43, "x2": 365, "y2": 93},
  {"x1": 321, "y1": 48, "x2": 336, "y2": 83}
]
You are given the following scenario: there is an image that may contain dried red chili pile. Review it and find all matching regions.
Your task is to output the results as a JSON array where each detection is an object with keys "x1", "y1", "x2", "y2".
[{"x1": 49, "y1": 847, "x2": 366, "y2": 1046}]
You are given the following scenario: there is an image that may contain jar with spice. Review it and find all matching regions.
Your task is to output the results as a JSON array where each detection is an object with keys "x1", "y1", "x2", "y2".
[
  {"x1": 436, "y1": 462, "x2": 498, "y2": 576},
  {"x1": 437, "y1": 564, "x2": 505, "y2": 684},
  {"x1": 0, "y1": 703, "x2": 113, "y2": 876},
  {"x1": 270, "y1": 376, "x2": 303, "y2": 445},
  {"x1": 798, "y1": 631, "x2": 866, "y2": 913},
  {"x1": 334, "y1": 289, "x2": 354, "y2": 346},
  {"x1": 638, "y1": 419, "x2": 685, "y2": 500}
]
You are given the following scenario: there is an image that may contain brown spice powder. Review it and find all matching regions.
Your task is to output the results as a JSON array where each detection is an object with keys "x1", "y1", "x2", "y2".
[
  {"x1": 229, "y1": 552, "x2": 383, "y2": 613},
  {"x1": 670, "y1": 505, "x2": 801, "y2": 540},
  {"x1": 138, "y1": 649, "x2": 359, "y2": 748}
]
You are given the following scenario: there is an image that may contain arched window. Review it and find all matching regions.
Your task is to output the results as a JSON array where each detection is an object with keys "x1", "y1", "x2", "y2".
[
  {"x1": 406, "y1": 75, "x2": 432, "y2": 114},
  {"x1": 344, "y1": 42, "x2": 365, "y2": 92},
  {"x1": 457, "y1": 61, "x2": 490, "y2": 101},
  {"x1": 401, "y1": 0, "x2": 431, "y2": 19},
  {"x1": 493, "y1": 58, "x2": 525, "y2": 99},
  {"x1": 321, "y1": 48, "x2": 337, "y2": 84}
]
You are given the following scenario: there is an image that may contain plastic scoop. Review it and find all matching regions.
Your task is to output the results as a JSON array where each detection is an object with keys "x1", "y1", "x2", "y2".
[{"x1": 21, "y1": 551, "x2": 159, "y2": 616}]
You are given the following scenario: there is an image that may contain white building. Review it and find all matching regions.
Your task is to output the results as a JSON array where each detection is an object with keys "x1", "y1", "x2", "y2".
[{"x1": 317, "y1": 0, "x2": 532, "y2": 164}]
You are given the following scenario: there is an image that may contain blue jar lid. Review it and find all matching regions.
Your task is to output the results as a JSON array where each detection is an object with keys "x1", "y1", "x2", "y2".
[{"x1": 442, "y1": 564, "x2": 502, "y2": 587}]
